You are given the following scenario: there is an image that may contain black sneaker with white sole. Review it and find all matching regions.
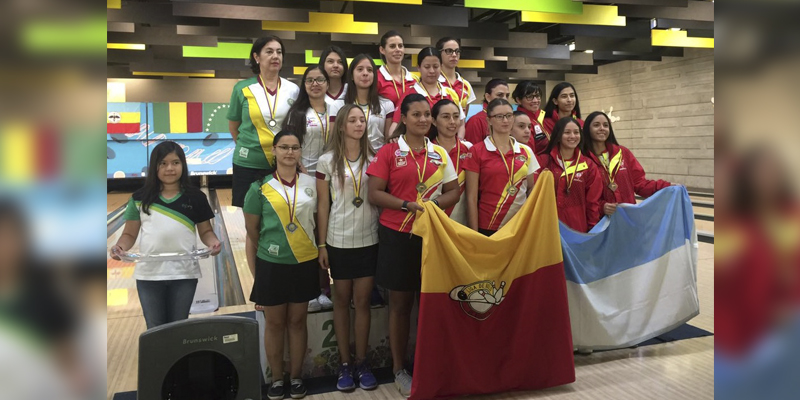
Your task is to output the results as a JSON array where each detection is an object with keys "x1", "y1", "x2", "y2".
[
  {"x1": 290, "y1": 378, "x2": 307, "y2": 399},
  {"x1": 266, "y1": 379, "x2": 285, "y2": 400}
]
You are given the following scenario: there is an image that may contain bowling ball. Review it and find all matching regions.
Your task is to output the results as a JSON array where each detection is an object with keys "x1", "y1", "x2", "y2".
[
  {"x1": 457, "y1": 290, "x2": 467, "y2": 300},
  {"x1": 203, "y1": 133, "x2": 219, "y2": 146},
  {"x1": 107, "y1": 146, "x2": 116, "y2": 159},
  {"x1": 110, "y1": 134, "x2": 129, "y2": 143}
]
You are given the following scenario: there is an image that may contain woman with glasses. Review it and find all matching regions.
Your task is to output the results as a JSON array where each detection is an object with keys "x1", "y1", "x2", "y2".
[
  {"x1": 283, "y1": 66, "x2": 335, "y2": 312},
  {"x1": 580, "y1": 111, "x2": 673, "y2": 217},
  {"x1": 228, "y1": 36, "x2": 300, "y2": 293},
  {"x1": 389, "y1": 47, "x2": 464, "y2": 137},
  {"x1": 436, "y1": 37, "x2": 476, "y2": 115},
  {"x1": 243, "y1": 130, "x2": 317, "y2": 400},
  {"x1": 464, "y1": 98, "x2": 538, "y2": 236},
  {"x1": 316, "y1": 104, "x2": 379, "y2": 392},
  {"x1": 512, "y1": 80, "x2": 549, "y2": 155},
  {"x1": 376, "y1": 30, "x2": 417, "y2": 109},
  {"x1": 464, "y1": 78, "x2": 510, "y2": 145},
  {"x1": 534, "y1": 117, "x2": 602, "y2": 233},
  {"x1": 542, "y1": 81, "x2": 583, "y2": 134},
  {"x1": 319, "y1": 46, "x2": 349, "y2": 105},
  {"x1": 330, "y1": 54, "x2": 396, "y2": 153},
  {"x1": 366, "y1": 94, "x2": 460, "y2": 397}
]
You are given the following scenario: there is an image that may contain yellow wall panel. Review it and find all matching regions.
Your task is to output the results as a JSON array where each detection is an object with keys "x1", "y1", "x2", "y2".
[
  {"x1": 522, "y1": 5, "x2": 626, "y2": 27},
  {"x1": 262, "y1": 12, "x2": 378, "y2": 35},
  {"x1": 652, "y1": 29, "x2": 714, "y2": 49}
]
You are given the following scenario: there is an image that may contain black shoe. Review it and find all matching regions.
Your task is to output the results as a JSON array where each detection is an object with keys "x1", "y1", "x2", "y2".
[
  {"x1": 290, "y1": 378, "x2": 307, "y2": 399},
  {"x1": 267, "y1": 380, "x2": 285, "y2": 400}
]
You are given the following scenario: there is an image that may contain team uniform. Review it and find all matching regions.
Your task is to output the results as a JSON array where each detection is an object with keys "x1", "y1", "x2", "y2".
[
  {"x1": 516, "y1": 108, "x2": 549, "y2": 155},
  {"x1": 391, "y1": 82, "x2": 465, "y2": 124},
  {"x1": 535, "y1": 147, "x2": 603, "y2": 233},
  {"x1": 542, "y1": 110, "x2": 584, "y2": 135},
  {"x1": 439, "y1": 72, "x2": 476, "y2": 114},
  {"x1": 123, "y1": 189, "x2": 215, "y2": 328},
  {"x1": 329, "y1": 97, "x2": 396, "y2": 153},
  {"x1": 227, "y1": 76, "x2": 300, "y2": 206},
  {"x1": 366, "y1": 135, "x2": 457, "y2": 291},
  {"x1": 243, "y1": 173, "x2": 319, "y2": 306},
  {"x1": 316, "y1": 152, "x2": 380, "y2": 280},
  {"x1": 432, "y1": 139, "x2": 473, "y2": 225},
  {"x1": 585, "y1": 143, "x2": 671, "y2": 206},
  {"x1": 324, "y1": 83, "x2": 348, "y2": 106},
  {"x1": 463, "y1": 137, "x2": 538, "y2": 234},
  {"x1": 377, "y1": 65, "x2": 417, "y2": 109},
  {"x1": 295, "y1": 105, "x2": 333, "y2": 175},
  {"x1": 464, "y1": 105, "x2": 489, "y2": 145}
]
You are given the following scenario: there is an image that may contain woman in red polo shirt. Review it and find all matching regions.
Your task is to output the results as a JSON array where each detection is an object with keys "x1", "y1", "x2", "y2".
[
  {"x1": 580, "y1": 111, "x2": 673, "y2": 216},
  {"x1": 464, "y1": 98, "x2": 538, "y2": 236},
  {"x1": 429, "y1": 99, "x2": 472, "y2": 225},
  {"x1": 389, "y1": 47, "x2": 463, "y2": 137},
  {"x1": 366, "y1": 94, "x2": 460, "y2": 397},
  {"x1": 435, "y1": 37, "x2": 476, "y2": 115},
  {"x1": 512, "y1": 80, "x2": 549, "y2": 154},
  {"x1": 542, "y1": 82, "x2": 584, "y2": 134},
  {"x1": 535, "y1": 117, "x2": 602, "y2": 233},
  {"x1": 376, "y1": 30, "x2": 417, "y2": 109},
  {"x1": 464, "y1": 79, "x2": 509, "y2": 145}
]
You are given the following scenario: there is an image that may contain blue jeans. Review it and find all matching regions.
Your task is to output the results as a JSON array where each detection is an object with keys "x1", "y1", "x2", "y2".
[{"x1": 136, "y1": 279, "x2": 198, "y2": 329}]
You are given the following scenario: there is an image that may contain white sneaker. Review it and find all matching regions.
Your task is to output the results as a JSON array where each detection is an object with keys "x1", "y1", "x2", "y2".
[
  {"x1": 394, "y1": 369, "x2": 412, "y2": 398},
  {"x1": 308, "y1": 298, "x2": 321, "y2": 312},
  {"x1": 317, "y1": 294, "x2": 333, "y2": 310}
]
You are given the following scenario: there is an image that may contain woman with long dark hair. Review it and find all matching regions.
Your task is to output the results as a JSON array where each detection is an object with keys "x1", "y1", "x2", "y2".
[
  {"x1": 319, "y1": 46, "x2": 349, "y2": 104},
  {"x1": 243, "y1": 131, "x2": 318, "y2": 400},
  {"x1": 330, "y1": 54, "x2": 395, "y2": 153},
  {"x1": 110, "y1": 141, "x2": 221, "y2": 328},
  {"x1": 542, "y1": 81, "x2": 583, "y2": 134},
  {"x1": 463, "y1": 78, "x2": 509, "y2": 145},
  {"x1": 512, "y1": 80, "x2": 549, "y2": 154},
  {"x1": 376, "y1": 30, "x2": 417, "y2": 108},
  {"x1": 580, "y1": 111, "x2": 673, "y2": 216},
  {"x1": 535, "y1": 117, "x2": 602, "y2": 232},
  {"x1": 282, "y1": 65, "x2": 331, "y2": 175},
  {"x1": 227, "y1": 36, "x2": 300, "y2": 282},
  {"x1": 429, "y1": 99, "x2": 472, "y2": 225},
  {"x1": 464, "y1": 99, "x2": 538, "y2": 236},
  {"x1": 366, "y1": 94, "x2": 460, "y2": 397},
  {"x1": 316, "y1": 104, "x2": 379, "y2": 392}
]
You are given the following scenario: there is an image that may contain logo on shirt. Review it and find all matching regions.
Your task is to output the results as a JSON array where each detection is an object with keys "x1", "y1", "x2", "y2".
[
  {"x1": 394, "y1": 149, "x2": 408, "y2": 157},
  {"x1": 534, "y1": 125, "x2": 543, "y2": 134},
  {"x1": 305, "y1": 188, "x2": 314, "y2": 197},
  {"x1": 516, "y1": 155, "x2": 527, "y2": 162},
  {"x1": 287, "y1": 98, "x2": 294, "y2": 106},
  {"x1": 268, "y1": 243, "x2": 280, "y2": 256},
  {"x1": 239, "y1": 147, "x2": 249, "y2": 158},
  {"x1": 460, "y1": 153, "x2": 472, "y2": 159},
  {"x1": 428, "y1": 152, "x2": 441, "y2": 160},
  {"x1": 449, "y1": 280, "x2": 507, "y2": 321},
  {"x1": 395, "y1": 156, "x2": 407, "y2": 167}
]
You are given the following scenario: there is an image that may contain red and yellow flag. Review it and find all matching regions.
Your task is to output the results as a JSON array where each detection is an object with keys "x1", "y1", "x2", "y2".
[
  {"x1": 411, "y1": 171, "x2": 575, "y2": 399},
  {"x1": 107, "y1": 111, "x2": 141, "y2": 133}
]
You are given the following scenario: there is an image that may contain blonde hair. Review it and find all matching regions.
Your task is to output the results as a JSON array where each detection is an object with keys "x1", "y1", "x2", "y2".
[{"x1": 325, "y1": 104, "x2": 375, "y2": 188}]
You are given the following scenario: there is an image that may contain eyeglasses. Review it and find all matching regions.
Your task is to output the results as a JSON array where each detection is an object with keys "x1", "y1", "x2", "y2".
[
  {"x1": 304, "y1": 77, "x2": 327, "y2": 85},
  {"x1": 490, "y1": 113, "x2": 514, "y2": 121},
  {"x1": 524, "y1": 94, "x2": 541, "y2": 101},
  {"x1": 276, "y1": 145, "x2": 302, "y2": 152},
  {"x1": 441, "y1": 48, "x2": 461, "y2": 56}
]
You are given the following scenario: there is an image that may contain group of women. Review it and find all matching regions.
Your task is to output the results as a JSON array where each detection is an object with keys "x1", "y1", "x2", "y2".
[{"x1": 226, "y1": 33, "x2": 674, "y2": 400}]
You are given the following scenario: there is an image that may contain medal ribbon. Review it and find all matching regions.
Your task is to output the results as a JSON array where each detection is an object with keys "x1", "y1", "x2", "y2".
[
  {"x1": 390, "y1": 67, "x2": 408, "y2": 101},
  {"x1": 599, "y1": 151, "x2": 622, "y2": 186},
  {"x1": 489, "y1": 136, "x2": 518, "y2": 194},
  {"x1": 276, "y1": 171, "x2": 298, "y2": 227},
  {"x1": 314, "y1": 110, "x2": 329, "y2": 142},
  {"x1": 344, "y1": 156, "x2": 364, "y2": 203},
  {"x1": 405, "y1": 135, "x2": 429, "y2": 198},
  {"x1": 559, "y1": 151, "x2": 582, "y2": 194},
  {"x1": 259, "y1": 74, "x2": 281, "y2": 124},
  {"x1": 442, "y1": 73, "x2": 465, "y2": 107}
]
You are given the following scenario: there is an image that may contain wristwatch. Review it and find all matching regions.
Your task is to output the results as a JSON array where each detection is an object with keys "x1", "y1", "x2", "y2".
[
  {"x1": 432, "y1": 199, "x2": 441, "y2": 209},
  {"x1": 401, "y1": 200, "x2": 409, "y2": 212}
]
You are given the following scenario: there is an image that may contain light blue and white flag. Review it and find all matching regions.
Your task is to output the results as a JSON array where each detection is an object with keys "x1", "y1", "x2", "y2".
[{"x1": 561, "y1": 186, "x2": 699, "y2": 350}]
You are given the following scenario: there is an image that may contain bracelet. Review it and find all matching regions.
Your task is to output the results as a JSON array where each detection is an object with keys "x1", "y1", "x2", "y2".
[
  {"x1": 401, "y1": 200, "x2": 409, "y2": 212},
  {"x1": 432, "y1": 199, "x2": 441, "y2": 209},
  {"x1": 318, "y1": 243, "x2": 327, "y2": 248}
]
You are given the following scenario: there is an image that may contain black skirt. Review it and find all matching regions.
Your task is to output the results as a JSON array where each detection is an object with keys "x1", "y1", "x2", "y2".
[
  {"x1": 231, "y1": 163, "x2": 272, "y2": 207},
  {"x1": 375, "y1": 224, "x2": 422, "y2": 292},
  {"x1": 327, "y1": 244, "x2": 379, "y2": 280},
  {"x1": 250, "y1": 257, "x2": 318, "y2": 306}
]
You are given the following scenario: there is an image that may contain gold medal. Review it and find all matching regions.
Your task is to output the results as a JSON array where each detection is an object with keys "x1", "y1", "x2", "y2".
[
  {"x1": 287, "y1": 222, "x2": 298, "y2": 232},
  {"x1": 352, "y1": 197, "x2": 364, "y2": 207},
  {"x1": 609, "y1": 182, "x2": 618, "y2": 191},
  {"x1": 508, "y1": 186, "x2": 518, "y2": 195},
  {"x1": 416, "y1": 182, "x2": 427, "y2": 193}
]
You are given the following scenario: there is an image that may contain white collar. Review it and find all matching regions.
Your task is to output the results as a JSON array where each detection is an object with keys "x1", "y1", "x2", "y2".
[
  {"x1": 398, "y1": 135, "x2": 434, "y2": 153},
  {"x1": 484, "y1": 135, "x2": 521, "y2": 154},
  {"x1": 379, "y1": 65, "x2": 415, "y2": 82},
  {"x1": 438, "y1": 71, "x2": 462, "y2": 85}
]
